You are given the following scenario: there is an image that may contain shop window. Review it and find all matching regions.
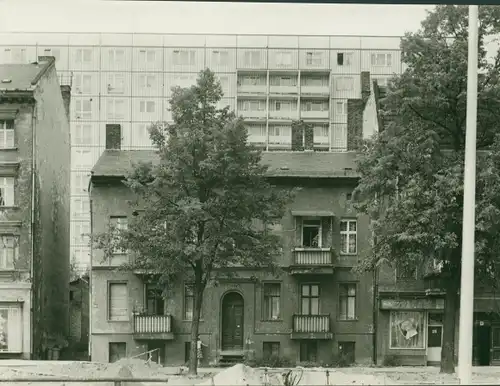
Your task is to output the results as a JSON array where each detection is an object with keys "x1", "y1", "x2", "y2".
[{"x1": 389, "y1": 311, "x2": 425, "y2": 349}]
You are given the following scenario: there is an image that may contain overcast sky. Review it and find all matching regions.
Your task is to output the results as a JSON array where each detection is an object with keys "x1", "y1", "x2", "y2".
[{"x1": 0, "y1": 1, "x2": 434, "y2": 36}]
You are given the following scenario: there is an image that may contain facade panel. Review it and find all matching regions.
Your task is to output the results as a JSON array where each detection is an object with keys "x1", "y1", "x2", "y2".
[
  {"x1": 205, "y1": 48, "x2": 237, "y2": 73},
  {"x1": 237, "y1": 49, "x2": 268, "y2": 69},
  {"x1": 71, "y1": 96, "x2": 100, "y2": 122},
  {"x1": 131, "y1": 72, "x2": 164, "y2": 97},
  {"x1": 131, "y1": 98, "x2": 164, "y2": 123},
  {"x1": 299, "y1": 49, "x2": 330, "y2": 70},
  {"x1": 99, "y1": 97, "x2": 132, "y2": 122},
  {"x1": 100, "y1": 72, "x2": 132, "y2": 97},
  {"x1": 215, "y1": 73, "x2": 237, "y2": 98},
  {"x1": 100, "y1": 47, "x2": 132, "y2": 72},
  {"x1": 37, "y1": 46, "x2": 70, "y2": 71},
  {"x1": 164, "y1": 73, "x2": 198, "y2": 96},
  {"x1": 128, "y1": 123, "x2": 156, "y2": 150},
  {"x1": 361, "y1": 50, "x2": 402, "y2": 75},
  {"x1": 331, "y1": 75, "x2": 361, "y2": 99},
  {"x1": 69, "y1": 46, "x2": 101, "y2": 71},
  {"x1": 164, "y1": 47, "x2": 206, "y2": 72},
  {"x1": 0, "y1": 46, "x2": 37, "y2": 64},
  {"x1": 268, "y1": 49, "x2": 299, "y2": 70},
  {"x1": 132, "y1": 47, "x2": 164, "y2": 72},
  {"x1": 330, "y1": 50, "x2": 361, "y2": 75},
  {"x1": 72, "y1": 71, "x2": 100, "y2": 96}
]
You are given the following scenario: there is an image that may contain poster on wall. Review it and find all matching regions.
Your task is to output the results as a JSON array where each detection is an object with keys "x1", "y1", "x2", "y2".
[{"x1": 0, "y1": 309, "x2": 8, "y2": 351}]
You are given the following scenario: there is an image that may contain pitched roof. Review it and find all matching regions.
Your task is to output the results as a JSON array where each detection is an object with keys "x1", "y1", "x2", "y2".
[
  {"x1": 91, "y1": 149, "x2": 360, "y2": 179},
  {"x1": 0, "y1": 58, "x2": 54, "y2": 92}
]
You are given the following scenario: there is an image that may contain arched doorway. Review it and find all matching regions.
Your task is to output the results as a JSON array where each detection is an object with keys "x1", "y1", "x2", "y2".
[{"x1": 221, "y1": 292, "x2": 244, "y2": 351}]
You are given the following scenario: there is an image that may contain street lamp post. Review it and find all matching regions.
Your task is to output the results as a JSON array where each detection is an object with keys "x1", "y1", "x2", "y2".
[{"x1": 457, "y1": 5, "x2": 479, "y2": 385}]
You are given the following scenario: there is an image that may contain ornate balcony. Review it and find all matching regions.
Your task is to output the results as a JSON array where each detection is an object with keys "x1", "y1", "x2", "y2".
[
  {"x1": 291, "y1": 314, "x2": 333, "y2": 340},
  {"x1": 133, "y1": 314, "x2": 174, "y2": 340}
]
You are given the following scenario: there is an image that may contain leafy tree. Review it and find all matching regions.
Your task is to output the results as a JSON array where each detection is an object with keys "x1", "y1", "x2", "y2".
[
  {"x1": 93, "y1": 69, "x2": 293, "y2": 375},
  {"x1": 352, "y1": 5, "x2": 500, "y2": 374}
]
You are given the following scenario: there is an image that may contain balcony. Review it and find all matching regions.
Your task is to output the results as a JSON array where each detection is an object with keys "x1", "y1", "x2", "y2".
[
  {"x1": 300, "y1": 85, "x2": 330, "y2": 96},
  {"x1": 268, "y1": 110, "x2": 299, "y2": 121},
  {"x1": 291, "y1": 314, "x2": 333, "y2": 340},
  {"x1": 239, "y1": 110, "x2": 267, "y2": 120},
  {"x1": 133, "y1": 314, "x2": 174, "y2": 340},
  {"x1": 237, "y1": 85, "x2": 267, "y2": 95},
  {"x1": 269, "y1": 85, "x2": 299, "y2": 95},
  {"x1": 301, "y1": 110, "x2": 329, "y2": 120},
  {"x1": 290, "y1": 248, "x2": 335, "y2": 275}
]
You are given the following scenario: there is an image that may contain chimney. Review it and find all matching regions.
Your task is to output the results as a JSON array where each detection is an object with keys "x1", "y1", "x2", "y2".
[
  {"x1": 105, "y1": 124, "x2": 122, "y2": 150},
  {"x1": 360, "y1": 71, "x2": 371, "y2": 104},
  {"x1": 60, "y1": 85, "x2": 71, "y2": 122}
]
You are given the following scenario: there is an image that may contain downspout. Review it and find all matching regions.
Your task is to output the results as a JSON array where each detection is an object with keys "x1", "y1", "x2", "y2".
[
  {"x1": 30, "y1": 102, "x2": 37, "y2": 359},
  {"x1": 87, "y1": 175, "x2": 93, "y2": 361},
  {"x1": 371, "y1": 217, "x2": 379, "y2": 366}
]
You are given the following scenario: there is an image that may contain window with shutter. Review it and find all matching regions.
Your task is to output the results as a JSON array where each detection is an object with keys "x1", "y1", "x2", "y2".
[{"x1": 108, "y1": 282, "x2": 128, "y2": 321}]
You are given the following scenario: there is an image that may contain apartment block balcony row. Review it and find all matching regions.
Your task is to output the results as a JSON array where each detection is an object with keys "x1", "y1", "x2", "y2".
[{"x1": 132, "y1": 313, "x2": 332, "y2": 339}]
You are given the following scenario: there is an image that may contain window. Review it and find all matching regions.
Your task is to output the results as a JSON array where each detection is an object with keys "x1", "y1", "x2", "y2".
[
  {"x1": 276, "y1": 51, "x2": 292, "y2": 66},
  {"x1": 313, "y1": 125, "x2": 329, "y2": 140},
  {"x1": 145, "y1": 284, "x2": 164, "y2": 315},
  {"x1": 339, "y1": 283, "x2": 356, "y2": 320},
  {"x1": 336, "y1": 77, "x2": 354, "y2": 91},
  {"x1": 263, "y1": 283, "x2": 281, "y2": 320},
  {"x1": 183, "y1": 283, "x2": 201, "y2": 320},
  {"x1": 263, "y1": 342, "x2": 280, "y2": 360},
  {"x1": 301, "y1": 218, "x2": 321, "y2": 248},
  {"x1": 336, "y1": 101, "x2": 347, "y2": 116},
  {"x1": 106, "y1": 99, "x2": 125, "y2": 120},
  {"x1": 108, "y1": 342, "x2": 127, "y2": 363},
  {"x1": 303, "y1": 101, "x2": 328, "y2": 112},
  {"x1": 240, "y1": 75, "x2": 264, "y2": 86},
  {"x1": 300, "y1": 284, "x2": 319, "y2": 315},
  {"x1": 337, "y1": 52, "x2": 353, "y2": 66},
  {"x1": 268, "y1": 125, "x2": 290, "y2": 138},
  {"x1": 340, "y1": 219, "x2": 357, "y2": 254},
  {"x1": 302, "y1": 76, "x2": 325, "y2": 87},
  {"x1": 243, "y1": 51, "x2": 261, "y2": 66},
  {"x1": 396, "y1": 262, "x2": 417, "y2": 280},
  {"x1": 139, "y1": 101, "x2": 156, "y2": 113},
  {"x1": 109, "y1": 216, "x2": 127, "y2": 254},
  {"x1": 371, "y1": 53, "x2": 392, "y2": 67},
  {"x1": 247, "y1": 125, "x2": 266, "y2": 138},
  {"x1": 241, "y1": 100, "x2": 265, "y2": 111},
  {"x1": 73, "y1": 222, "x2": 90, "y2": 245},
  {"x1": 0, "y1": 121, "x2": 14, "y2": 149},
  {"x1": 75, "y1": 48, "x2": 92, "y2": 64},
  {"x1": 305, "y1": 51, "x2": 323, "y2": 66},
  {"x1": 274, "y1": 101, "x2": 292, "y2": 111},
  {"x1": 139, "y1": 74, "x2": 156, "y2": 89},
  {"x1": 0, "y1": 305, "x2": 22, "y2": 352},
  {"x1": 108, "y1": 282, "x2": 128, "y2": 321},
  {"x1": 390, "y1": 311, "x2": 424, "y2": 349},
  {"x1": 138, "y1": 49, "x2": 156, "y2": 65},
  {"x1": 0, "y1": 236, "x2": 18, "y2": 270},
  {"x1": 73, "y1": 124, "x2": 92, "y2": 146},
  {"x1": 73, "y1": 173, "x2": 90, "y2": 194},
  {"x1": 74, "y1": 74, "x2": 92, "y2": 94},
  {"x1": 272, "y1": 76, "x2": 296, "y2": 87},
  {"x1": 212, "y1": 50, "x2": 229, "y2": 66},
  {"x1": 172, "y1": 50, "x2": 196, "y2": 66},
  {"x1": 135, "y1": 124, "x2": 151, "y2": 143},
  {"x1": 72, "y1": 198, "x2": 90, "y2": 218},
  {"x1": 74, "y1": 149, "x2": 93, "y2": 169},
  {"x1": 300, "y1": 341, "x2": 317, "y2": 362},
  {"x1": 0, "y1": 177, "x2": 14, "y2": 207},
  {"x1": 107, "y1": 74, "x2": 125, "y2": 94},
  {"x1": 108, "y1": 49, "x2": 125, "y2": 65},
  {"x1": 75, "y1": 100, "x2": 92, "y2": 120}
]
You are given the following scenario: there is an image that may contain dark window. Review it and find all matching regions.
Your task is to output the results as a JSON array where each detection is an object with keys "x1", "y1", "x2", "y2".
[
  {"x1": 69, "y1": 290, "x2": 74, "y2": 301},
  {"x1": 427, "y1": 326, "x2": 443, "y2": 348},
  {"x1": 263, "y1": 283, "x2": 281, "y2": 320},
  {"x1": 302, "y1": 219, "x2": 321, "y2": 247},
  {"x1": 299, "y1": 341, "x2": 317, "y2": 362},
  {"x1": 108, "y1": 342, "x2": 126, "y2": 363},
  {"x1": 263, "y1": 342, "x2": 280, "y2": 360},
  {"x1": 337, "y1": 52, "x2": 344, "y2": 66},
  {"x1": 338, "y1": 341, "x2": 355, "y2": 364},
  {"x1": 300, "y1": 284, "x2": 319, "y2": 315},
  {"x1": 145, "y1": 284, "x2": 164, "y2": 315},
  {"x1": 184, "y1": 341, "x2": 191, "y2": 364},
  {"x1": 339, "y1": 283, "x2": 356, "y2": 320}
]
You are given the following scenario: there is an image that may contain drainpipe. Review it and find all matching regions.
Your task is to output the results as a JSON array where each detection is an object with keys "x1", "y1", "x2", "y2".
[
  {"x1": 30, "y1": 102, "x2": 37, "y2": 359},
  {"x1": 87, "y1": 178, "x2": 93, "y2": 361},
  {"x1": 372, "y1": 228, "x2": 379, "y2": 366}
]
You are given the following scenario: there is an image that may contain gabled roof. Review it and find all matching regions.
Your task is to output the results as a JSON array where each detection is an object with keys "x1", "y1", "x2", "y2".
[
  {"x1": 91, "y1": 149, "x2": 360, "y2": 179},
  {"x1": 0, "y1": 58, "x2": 55, "y2": 92}
]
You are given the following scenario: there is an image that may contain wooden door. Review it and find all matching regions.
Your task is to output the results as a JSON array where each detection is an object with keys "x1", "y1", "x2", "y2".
[{"x1": 221, "y1": 292, "x2": 244, "y2": 350}]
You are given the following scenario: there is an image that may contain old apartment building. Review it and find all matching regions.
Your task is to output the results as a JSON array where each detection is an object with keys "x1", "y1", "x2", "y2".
[
  {"x1": 0, "y1": 32, "x2": 404, "y2": 272},
  {"x1": 89, "y1": 72, "x2": 380, "y2": 365},
  {"x1": 0, "y1": 57, "x2": 71, "y2": 359}
]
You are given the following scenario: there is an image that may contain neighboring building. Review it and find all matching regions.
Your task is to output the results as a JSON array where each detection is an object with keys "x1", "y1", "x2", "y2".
[
  {"x1": 88, "y1": 72, "x2": 380, "y2": 365},
  {"x1": 67, "y1": 274, "x2": 90, "y2": 360},
  {"x1": 0, "y1": 57, "x2": 71, "y2": 359},
  {"x1": 0, "y1": 32, "x2": 404, "y2": 272}
]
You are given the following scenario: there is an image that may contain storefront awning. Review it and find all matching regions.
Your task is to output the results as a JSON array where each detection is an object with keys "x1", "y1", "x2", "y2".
[{"x1": 291, "y1": 210, "x2": 334, "y2": 217}]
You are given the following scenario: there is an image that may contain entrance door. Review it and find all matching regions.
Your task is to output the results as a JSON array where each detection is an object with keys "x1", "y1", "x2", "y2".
[
  {"x1": 427, "y1": 313, "x2": 443, "y2": 364},
  {"x1": 147, "y1": 341, "x2": 165, "y2": 366},
  {"x1": 477, "y1": 325, "x2": 491, "y2": 366},
  {"x1": 221, "y1": 292, "x2": 244, "y2": 350},
  {"x1": 491, "y1": 325, "x2": 500, "y2": 365}
]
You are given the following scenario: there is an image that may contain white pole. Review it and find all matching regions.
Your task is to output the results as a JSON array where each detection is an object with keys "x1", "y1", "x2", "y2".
[{"x1": 458, "y1": 5, "x2": 479, "y2": 385}]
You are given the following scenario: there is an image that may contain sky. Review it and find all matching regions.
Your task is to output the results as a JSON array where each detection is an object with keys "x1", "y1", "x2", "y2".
[{"x1": 0, "y1": 0, "x2": 434, "y2": 36}]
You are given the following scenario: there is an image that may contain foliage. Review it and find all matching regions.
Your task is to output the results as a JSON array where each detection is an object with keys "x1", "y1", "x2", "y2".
[
  {"x1": 92, "y1": 68, "x2": 294, "y2": 375},
  {"x1": 352, "y1": 5, "x2": 500, "y2": 374}
]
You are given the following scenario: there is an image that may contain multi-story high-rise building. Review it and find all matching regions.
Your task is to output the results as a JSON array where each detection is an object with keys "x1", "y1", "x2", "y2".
[{"x1": 0, "y1": 32, "x2": 404, "y2": 271}]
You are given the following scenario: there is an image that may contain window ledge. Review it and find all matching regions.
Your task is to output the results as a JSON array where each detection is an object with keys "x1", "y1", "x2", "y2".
[
  {"x1": 339, "y1": 252, "x2": 357, "y2": 256},
  {"x1": 261, "y1": 319, "x2": 283, "y2": 323},
  {"x1": 337, "y1": 318, "x2": 359, "y2": 322},
  {"x1": 107, "y1": 319, "x2": 130, "y2": 323},
  {"x1": 294, "y1": 247, "x2": 331, "y2": 252},
  {"x1": 0, "y1": 147, "x2": 18, "y2": 151}
]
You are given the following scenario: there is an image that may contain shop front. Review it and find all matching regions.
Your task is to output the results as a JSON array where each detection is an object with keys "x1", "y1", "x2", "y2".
[{"x1": 377, "y1": 297, "x2": 444, "y2": 366}]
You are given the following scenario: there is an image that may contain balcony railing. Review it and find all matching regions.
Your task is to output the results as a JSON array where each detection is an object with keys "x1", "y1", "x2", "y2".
[
  {"x1": 300, "y1": 85, "x2": 330, "y2": 95},
  {"x1": 300, "y1": 110, "x2": 329, "y2": 119},
  {"x1": 133, "y1": 314, "x2": 172, "y2": 334},
  {"x1": 293, "y1": 248, "x2": 333, "y2": 265},
  {"x1": 239, "y1": 110, "x2": 267, "y2": 119},
  {"x1": 293, "y1": 314, "x2": 330, "y2": 333},
  {"x1": 269, "y1": 85, "x2": 299, "y2": 94},
  {"x1": 268, "y1": 111, "x2": 299, "y2": 120},
  {"x1": 237, "y1": 85, "x2": 267, "y2": 94}
]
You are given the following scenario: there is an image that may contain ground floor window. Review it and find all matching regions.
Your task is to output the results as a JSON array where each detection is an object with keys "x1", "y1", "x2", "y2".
[
  {"x1": 263, "y1": 342, "x2": 280, "y2": 360},
  {"x1": 299, "y1": 340, "x2": 318, "y2": 362},
  {"x1": 108, "y1": 342, "x2": 126, "y2": 363},
  {"x1": 0, "y1": 304, "x2": 22, "y2": 352},
  {"x1": 338, "y1": 341, "x2": 355, "y2": 364},
  {"x1": 390, "y1": 311, "x2": 425, "y2": 349}
]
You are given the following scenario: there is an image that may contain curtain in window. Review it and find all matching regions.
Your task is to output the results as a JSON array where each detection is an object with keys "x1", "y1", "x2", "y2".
[{"x1": 390, "y1": 311, "x2": 424, "y2": 348}]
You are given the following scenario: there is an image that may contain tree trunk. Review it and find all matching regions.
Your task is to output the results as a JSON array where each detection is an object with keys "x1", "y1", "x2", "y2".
[
  {"x1": 188, "y1": 276, "x2": 205, "y2": 375},
  {"x1": 440, "y1": 276, "x2": 459, "y2": 374}
]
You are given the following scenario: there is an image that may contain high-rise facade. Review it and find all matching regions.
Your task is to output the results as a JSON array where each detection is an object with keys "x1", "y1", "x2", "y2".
[{"x1": 0, "y1": 32, "x2": 404, "y2": 271}]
